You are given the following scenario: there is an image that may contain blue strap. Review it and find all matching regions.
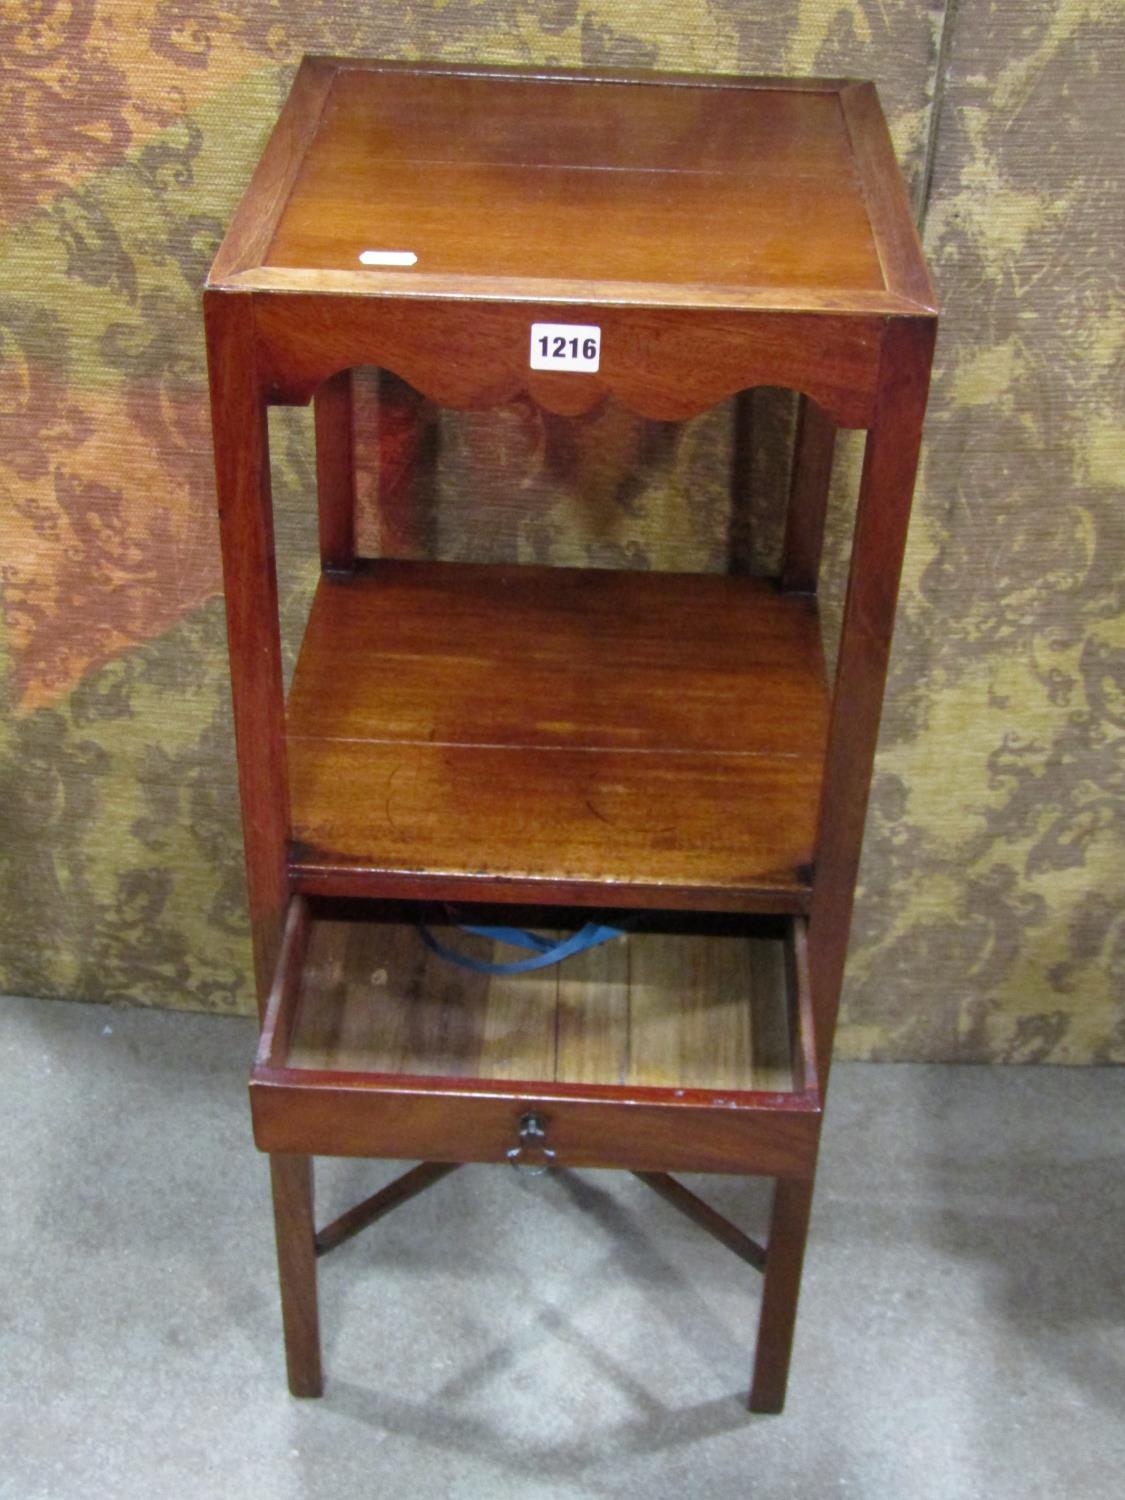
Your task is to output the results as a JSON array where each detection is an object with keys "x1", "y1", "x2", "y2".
[
  {"x1": 419, "y1": 921, "x2": 624, "y2": 976},
  {"x1": 459, "y1": 924, "x2": 558, "y2": 953}
]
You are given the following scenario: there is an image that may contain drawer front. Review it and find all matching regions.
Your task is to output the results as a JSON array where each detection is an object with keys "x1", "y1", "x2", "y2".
[{"x1": 250, "y1": 1074, "x2": 819, "y2": 1177}]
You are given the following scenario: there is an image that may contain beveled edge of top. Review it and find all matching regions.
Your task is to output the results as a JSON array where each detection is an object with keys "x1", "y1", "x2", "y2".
[{"x1": 206, "y1": 55, "x2": 938, "y2": 317}]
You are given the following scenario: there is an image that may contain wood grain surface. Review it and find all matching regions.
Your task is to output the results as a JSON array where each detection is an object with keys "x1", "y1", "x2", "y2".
[
  {"x1": 285, "y1": 918, "x2": 794, "y2": 1093},
  {"x1": 288, "y1": 561, "x2": 827, "y2": 754},
  {"x1": 253, "y1": 294, "x2": 886, "y2": 427},
  {"x1": 209, "y1": 59, "x2": 934, "y2": 317},
  {"x1": 285, "y1": 561, "x2": 829, "y2": 908},
  {"x1": 249, "y1": 907, "x2": 819, "y2": 1175},
  {"x1": 266, "y1": 71, "x2": 883, "y2": 295}
]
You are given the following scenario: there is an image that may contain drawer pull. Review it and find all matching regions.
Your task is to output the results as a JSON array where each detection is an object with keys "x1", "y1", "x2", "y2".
[{"x1": 506, "y1": 1113, "x2": 557, "y2": 1174}]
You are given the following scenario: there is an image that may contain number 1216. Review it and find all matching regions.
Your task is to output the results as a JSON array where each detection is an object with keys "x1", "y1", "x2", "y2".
[{"x1": 538, "y1": 334, "x2": 598, "y2": 360}]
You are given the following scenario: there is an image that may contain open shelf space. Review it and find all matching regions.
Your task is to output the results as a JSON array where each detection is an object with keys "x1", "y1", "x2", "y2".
[
  {"x1": 251, "y1": 899, "x2": 820, "y2": 1175},
  {"x1": 286, "y1": 559, "x2": 830, "y2": 911}
]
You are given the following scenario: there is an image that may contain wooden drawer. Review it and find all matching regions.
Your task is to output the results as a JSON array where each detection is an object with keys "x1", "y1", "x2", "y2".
[{"x1": 250, "y1": 898, "x2": 822, "y2": 1177}]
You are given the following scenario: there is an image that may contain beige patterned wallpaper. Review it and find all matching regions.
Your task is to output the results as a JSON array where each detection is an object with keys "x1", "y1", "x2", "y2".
[{"x1": 1, "y1": 2, "x2": 1121, "y2": 1060}]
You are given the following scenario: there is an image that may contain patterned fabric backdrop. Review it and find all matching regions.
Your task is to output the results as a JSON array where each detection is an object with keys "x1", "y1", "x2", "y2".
[{"x1": 1, "y1": 2, "x2": 1122, "y2": 1060}]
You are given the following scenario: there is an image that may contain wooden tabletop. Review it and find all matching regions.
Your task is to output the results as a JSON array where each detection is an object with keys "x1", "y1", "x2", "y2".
[{"x1": 209, "y1": 57, "x2": 936, "y2": 315}]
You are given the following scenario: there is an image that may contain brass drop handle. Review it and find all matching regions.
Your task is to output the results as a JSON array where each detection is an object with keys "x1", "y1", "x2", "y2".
[{"x1": 506, "y1": 1112, "x2": 557, "y2": 1173}]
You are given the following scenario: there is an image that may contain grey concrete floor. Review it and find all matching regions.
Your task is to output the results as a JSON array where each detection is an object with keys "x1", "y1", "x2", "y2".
[{"x1": 1, "y1": 995, "x2": 1122, "y2": 1500}]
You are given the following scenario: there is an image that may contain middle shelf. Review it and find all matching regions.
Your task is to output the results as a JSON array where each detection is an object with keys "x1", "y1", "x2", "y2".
[{"x1": 286, "y1": 559, "x2": 830, "y2": 911}]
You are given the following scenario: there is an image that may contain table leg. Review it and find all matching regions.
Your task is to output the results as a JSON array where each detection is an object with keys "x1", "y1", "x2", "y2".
[
  {"x1": 270, "y1": 1153, "x2": 323, "y2": 1398},
  {"x1": 749, "y1": 1175, "x2": 814, "y2": 1413}
]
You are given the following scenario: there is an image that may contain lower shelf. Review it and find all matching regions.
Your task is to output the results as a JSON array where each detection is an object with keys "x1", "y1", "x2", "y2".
[{"x1": 251, "y1": 898, "x2": 821, "y2": 1176}]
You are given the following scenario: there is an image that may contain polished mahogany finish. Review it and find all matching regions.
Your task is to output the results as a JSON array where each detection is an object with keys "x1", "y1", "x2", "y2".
[
  {"x1": 286, "y1": 560, "x2": 828, "y2": 911},
  {"x1": 212, "y1": 58, "x2": 934, "y2": 317},
  {"x1": 251, "y1": 907, "x2": 813, "y2": 1174},
  {"x1": 206, "y1": 56, "x2": 936, "y2": 1414}
]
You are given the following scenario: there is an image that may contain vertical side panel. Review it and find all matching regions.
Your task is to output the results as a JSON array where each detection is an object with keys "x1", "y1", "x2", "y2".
[
  {"x1": 808, "y1": 317, "x2": 937, "y2": 1084},
  {"x1": 204, "y1": 289, "x2": 290, "y2": 1009}
]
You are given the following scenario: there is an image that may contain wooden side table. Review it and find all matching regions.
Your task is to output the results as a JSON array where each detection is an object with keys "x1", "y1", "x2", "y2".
[{"x1": 204, "y1": 57, "x2": 936, "y2": 1412}]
